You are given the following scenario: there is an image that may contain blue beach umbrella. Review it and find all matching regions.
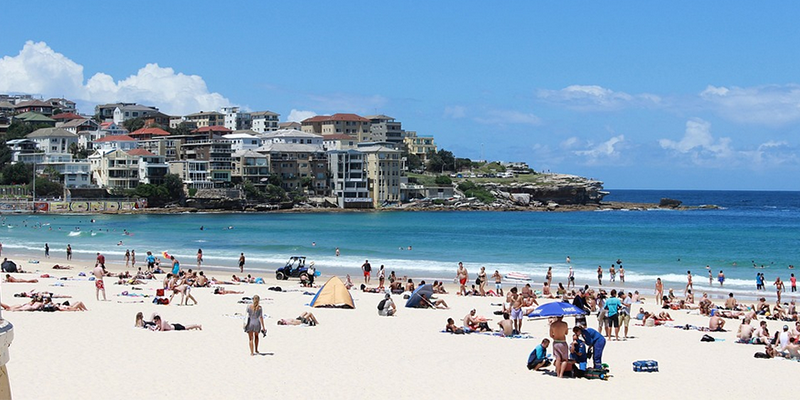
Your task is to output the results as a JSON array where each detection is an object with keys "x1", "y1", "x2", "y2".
[
  {"x1": 405, "y1": 284, "x2": 434, "y2": 308},
  {"x1": 527, "y1": 301, "x2": 587, "y2": 318}
]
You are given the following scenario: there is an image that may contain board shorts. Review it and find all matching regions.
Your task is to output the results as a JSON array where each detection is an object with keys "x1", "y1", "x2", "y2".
[
  {"x1": 495, "y1": 282, "x2": 502, "y2": 290},
  {"x1": 95, "y1": 279, "x2": 104, "y2": 290},
  {"x1": 606, "y1": 313, "x2": 619, "y2": 328},
  {"x1": 459, "y1": 278, "x2": 467, "y2": 285},
  {"x1": 552, "y1": 341, "x2": 569, "y2": 361},
  {"x1": 364, "y1": 271, "x2": 371, "y2": 277},
  {"x1": 619, "y1": 313, "x2": 630, "y2": 327},
  {"x1": 511, "y1": 307, "x2": 523, "y2": 320}
]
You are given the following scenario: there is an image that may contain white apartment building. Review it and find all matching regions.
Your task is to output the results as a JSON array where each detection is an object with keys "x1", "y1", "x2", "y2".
[
  {"x1": 223, "y1": 131, "x2": 261, "y2": 151},
  {"x1": 327, "y1": 149, "x2": 371, "y2": 208},
  {"x1": 26, "y1": 127, "x2": 78, "y2": 155},
  {"x1": 221, "y1": 107, "x2": 252, "y2": 131},
  {"x1": 251, "y1": 111, "x2": 280, "y2": 133},
  {"x1": 259, "y1": 129, "x2": 323, "y2": 147},
  {"x1": 358, "y1": 143, "x2": 402, "y2": 207},
  {"x1": 88, "y1": 149, "x2": 140, "y2": 190}
]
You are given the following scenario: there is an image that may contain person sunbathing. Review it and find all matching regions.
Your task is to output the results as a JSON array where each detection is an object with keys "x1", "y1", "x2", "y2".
[
  {"x1": 416, "y1": 293, "x2": 449, "y2": 309},
  {"x1": 210, "y1": 277, "x2": 237, "y2": 285},
  {"x1": 213, "y1": 287, "x2": 244, "y2": 295},
  {"x1": 277, "y1": 312, "x2": 319, "y2": 326},
  {"x1": 5, "y1": 274, "x2": 38, "y2": 283},
  {"x1": 150, "y1": 314, "x2": 201, "y2": 331},
  {"x1": 52, "y1": 264, "x2": 72, "y2": 270},
  {"x1": 57, "y1": 301, "x2": 87, "y2": 311},
  {"x1": 135, "y1": 312, "x2": 156, "y2": 329},
  {"x1": 2, "y1": 298, "x2": 44, "y2": 311},
  {"x1": 116, "y1": 277, "x2": 145, "y2": 285},
  {"x1": 360, "y1": 284, "x2": 381, "y2": 293}
]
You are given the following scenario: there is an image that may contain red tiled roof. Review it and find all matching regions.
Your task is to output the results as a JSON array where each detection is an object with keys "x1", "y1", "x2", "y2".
[
  {"x1": 302, "y1": 113, "x2": 369, "y2": 123},
  {"x1": 52, "y1": 112, "x2": 83, "y2": 120},
  {"x1": 95, "y1": 135, "x2": 136, "y2": 142},
  {"x1": 127, "y1": 148, "x2": 156, "y2": 156},
  {"x1": 130, "y1": 127, "x2": 170, "y2": 136},
  {"x1": 192, "y1": 126, "x2": 232, "y2": 133}
]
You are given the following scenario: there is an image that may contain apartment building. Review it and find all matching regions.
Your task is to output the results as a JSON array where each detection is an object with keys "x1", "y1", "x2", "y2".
[
  {"x1": 358, "y1": 143, "x2": 402, "y2": 207},
  {"x1": 221, "y1": 107, "x2": 252, "y2": 131},
  {"x1": 26, "y1": 127, "x2": 78, "y2": 154},
  {"x1": 301, "y1": 114, "x2": 371, "y2": 141},
  {"x1": 366, "y1": 114, "x2": 403, "y2": 145},
  {"x1": 231, "y1": 149, "x2": 269, "y2": 186},
  {"x1": 128, "y1": 148, "x2": 169, "y2": 185},
  {"x1": 88, "y1": 149, "x2": 140, "y2": 190},
  {"x1": 251, "y1": 111, "x2": 280, "y2": 133},
  {"x1": 184, "y1": 111, "x2": 224, "y2": 128},
  {"x1": 112, "y1": 104, "x2": 160, "y2": 125},
  {"x1": 402, "y1": 131, "x2": 437, "y2": 162},
  {"x1": 256, "y1": 142, "x2": 327, "y2": 194},
  {"x1": 327, "y1": 149, "x2": 371, "y2": 208}
]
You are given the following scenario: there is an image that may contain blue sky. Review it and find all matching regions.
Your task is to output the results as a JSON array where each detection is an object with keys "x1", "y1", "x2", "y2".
[{"x1": 1, "y1": 1, "x2": 798, "y2": 190}]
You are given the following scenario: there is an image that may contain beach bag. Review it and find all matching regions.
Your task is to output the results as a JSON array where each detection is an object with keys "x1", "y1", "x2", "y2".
[
  {"x1": 377, "y1": 299, "x2": 387, "y2": 311},
  {"x1": 585, "y1": 368, "x2": 608, "y2": 380},
  {"x1": 701, "y1": 334, "x2": 715, "y2": 342}
]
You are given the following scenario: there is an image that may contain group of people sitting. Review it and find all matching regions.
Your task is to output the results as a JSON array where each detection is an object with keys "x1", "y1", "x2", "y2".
[{"x1": 739, "y1": 318, "x2": 800, "y2": 360}]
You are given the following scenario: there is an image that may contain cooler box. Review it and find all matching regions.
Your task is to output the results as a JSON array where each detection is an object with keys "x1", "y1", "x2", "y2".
[{"x1": 632, "y1": 360, "x2": 659, "y2": 372}]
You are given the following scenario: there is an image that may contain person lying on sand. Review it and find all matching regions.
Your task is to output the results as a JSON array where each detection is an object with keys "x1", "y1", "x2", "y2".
[
  {"x1": 2, "y1": 298, "x2": 44, "y2": 311},
  {"x1": 150, "y1": 314, "x2": 201, "y2": 331},
  {"x1": 360, "y1": 284, "x2": 382, "y2": 293},
  {"x1": 278, "y1": 312, "x2": 319, "y2": 326},
  {"x1": 210, "y1": 277, "x2": 238, "y2": 285},
  {"x1": 213, "y1": 287, "x2": 244, "y2": 295},
  {"x1": 52, "y1": 264, "x2": 72, "y2": 269},
  {"x1": 14, "y1": 290, "x2": 70, "y2": 299},
  {"x1": 116, "y1": 277, "x2": 145, "y2": 285},
  {"x1": 5, "y1": 274, "x2": 38, "y2": 283}
]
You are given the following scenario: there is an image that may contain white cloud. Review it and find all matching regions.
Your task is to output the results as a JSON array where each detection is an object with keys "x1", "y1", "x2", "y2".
[
  {"x1": 287, "y1": 109, "x2": 316, "y2": 123},
  {"x1": 657, "y1": 119, "x2": 798, "y2": 167},
  {"x1": 537, "y1": 85, "x2": 660, "y2": 111},
  {"x1": 474, "y1": 109, "x2": 540, "y2": 126},
  {"x1": 572, "y1": 135, "x2": 626, "y2": 160},
  {"x1": 700, "y1": 84, "x2": 800, "y2": 126},
  {"x1": 659, "y1": 118, "x2": 733, "y2": 157},
  {"x1": 0, "y1": 41, "x2": 231, "y2": 115}
]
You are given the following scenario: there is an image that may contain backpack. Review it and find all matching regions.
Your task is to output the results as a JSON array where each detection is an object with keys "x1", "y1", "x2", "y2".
[{"x1": 377, "y1": 299, "x2": 387, "y2": 310}]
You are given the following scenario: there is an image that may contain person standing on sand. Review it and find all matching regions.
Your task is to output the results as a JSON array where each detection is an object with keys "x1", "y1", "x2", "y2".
[
  {"x1": 96, "y1": 252, "x2": 106, "y2": 269},
  {"x1": 245, "y1": 295, "x2": 266, "y2": 355},
  {"x1": 597, "y1": 265, "x2": 603, "y2": 286},
  {"x1": 170, "y1": 256, "x2": 180, "y2": 275},
  {"x1": 197, "y1": 249, "x2": 203, "y2": 268},
  {"x1": 238, "y1": 253, "x2": 245, "y2": 273},
  {"x1": 361, "y1": 260, "x2": 371, "y2": 284},
  {"x1": 655, "y1": 278, "x2": 664, "y2": 305},
  {"x1": 477, "y1": 266, "x2": 487, "y2": 296},
  {"x1": 774, "y1": 277, "x2": 785, "y2": 303},
  {"x1": 508, "y1": 287, "x2": 523, "y2": 335},
  {"x1": 685, "y1": 271, "x2": 693, "y2": 295},
  {"x1": 131, "y1": 250, "x2": 136, "y2": 268},
  {"x1": 791, "y1": 273, "x2": 796, "y2": 293},
  {"x1": 44, "y1": 243, "x2": 49, "y2": 258},
  {"x1": 546, "y1": 267, "x2": 553, "y2": 287},
  {"x1": 550, "y1": 316, "x2": 569, "y2": 378},
  {"x1": 378, "y1": 265, "x2": 386, "y2": 288},
  {"x1": 92, "y1": 263, "x2": 107, "y2": 301},
  {"x1": 567, "y1": 266, "x2": 575, "y2": 289},
  {"x1": 125, "y1": 250, "x2": 130, "y2": 268},
  {"x1": 456, "y1": 262, "x2": 468, "y2": 296},
  {"x1": 493, "y1": 270, "x2": 503, "y2": 296},
  {"x1": 66, "y1": 244, "x2": 72, "y2": 260}
]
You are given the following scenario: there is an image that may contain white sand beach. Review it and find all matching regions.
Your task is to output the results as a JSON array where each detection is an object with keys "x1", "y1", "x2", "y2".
[{"x1": 1, "y1": 251, "x2": 797, "y2": 399}]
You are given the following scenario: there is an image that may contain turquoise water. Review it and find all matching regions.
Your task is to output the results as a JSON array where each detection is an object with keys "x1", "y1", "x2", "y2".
[{"x1": 1, "y1": 190, "x2": 798, "y2": 298}]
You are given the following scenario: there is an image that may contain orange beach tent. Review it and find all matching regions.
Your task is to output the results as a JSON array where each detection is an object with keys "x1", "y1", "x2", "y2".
[{"x1": 309, "y1": 276, "x2": 355, "y2": 309}]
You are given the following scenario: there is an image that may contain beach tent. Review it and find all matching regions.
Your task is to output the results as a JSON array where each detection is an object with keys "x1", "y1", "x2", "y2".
[
  {"x1": 1, "y1": 260, "x2": 17, "y2": 273},
  {"x1": 309, "y1": 276, "x2": 355, "y2": 309},
  {"x1": 405, "y1": 284, "x2": 434, "y2": 308}
]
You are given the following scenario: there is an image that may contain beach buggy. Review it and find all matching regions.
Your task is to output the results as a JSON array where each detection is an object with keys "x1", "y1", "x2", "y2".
[{"x1": 275, "y1": 256, "x2": 313, "y2": 281}]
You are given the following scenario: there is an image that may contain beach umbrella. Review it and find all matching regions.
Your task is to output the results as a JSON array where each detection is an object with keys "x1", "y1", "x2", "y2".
[
  {"x1": 405, "y1": 284, "x2": 434, "y2": 308},
  {"x1": 526, "y1": 301, "x2": 587, "y2": 318},
  {"x1": 1, "y1": 260, "x2": 17, "y2": 273}
]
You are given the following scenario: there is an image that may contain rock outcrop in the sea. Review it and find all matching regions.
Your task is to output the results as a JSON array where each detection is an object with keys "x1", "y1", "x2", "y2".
[
  {"x1": 659, "y1": 198, "x2": 682, "y2": 208},
  {"x1": 483, "y1": 174, "x2": 607, "y2": 205}
]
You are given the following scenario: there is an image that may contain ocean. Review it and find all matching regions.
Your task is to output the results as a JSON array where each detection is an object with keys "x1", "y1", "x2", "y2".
[{"x1": 1, "y1": 190, "x2": 798, "y2": 300}]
